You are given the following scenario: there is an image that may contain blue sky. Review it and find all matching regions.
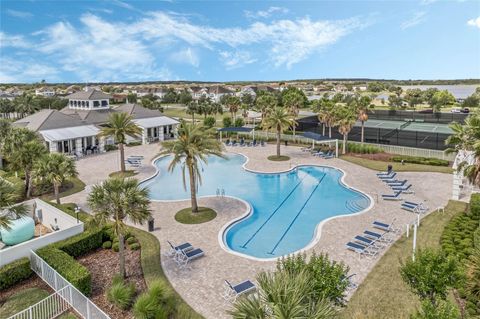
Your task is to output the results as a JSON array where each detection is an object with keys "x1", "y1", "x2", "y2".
[{"x1": 1, "y1": 0, "x2": 479, "y2": 83}]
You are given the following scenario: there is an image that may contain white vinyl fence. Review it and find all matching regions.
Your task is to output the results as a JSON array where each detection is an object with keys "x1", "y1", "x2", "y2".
[{"x1": 7, "y1": 251, "x2": 111, "y2": 319}]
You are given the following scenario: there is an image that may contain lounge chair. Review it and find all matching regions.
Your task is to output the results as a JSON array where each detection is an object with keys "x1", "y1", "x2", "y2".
[
  {"x1": 175, "y1": 248, "x2": 204, "y2": 269},
  {"x1": 402, "y1": 201, "x2": 428, "y2": 213},
  {"x1": 363, "y1": 230, "x2": 394, "y2": 243},
  {"x1": 231, "y1": 140, "x2": 237, "y2": 146},
  {"x1": 323, "y1": 151, "x2": 335, "y2": 159},
  {"x1": 312, "y1": 150, "x2": 325, "y2": 157},
  {"x1": 377, "y1": 170, "x2": 394, "y2": 176},
  {"x1": 372, "y1": 220, "x2": 400, "y2": 233},
  {"x1": 222, "y1": 280, "x2": 256, "y2": 302},
  {"x1": 346, "y1": 242, "x2": 378, "y2": 258},
  {"x1": 165, "y1": 240, "x2": 194, "y2": 258},
  {"x1": 225, "y1": 139, "x2": 231, "y2": 146},
  {"x1": 386, "y1": 179, "x2": 407, "y2": 186},
  {"x1": 378, "y1": 172, "x2": 397, "y2": 180},
  {"x1": 381, "y1": 191, "x2": 402, "y2": 201},
  {"x1": 392, "y1": 184, "x2": 414, "y2": 194},
  {"x1": 354, "y1": 235, "x2": 385, "y2": 249}
]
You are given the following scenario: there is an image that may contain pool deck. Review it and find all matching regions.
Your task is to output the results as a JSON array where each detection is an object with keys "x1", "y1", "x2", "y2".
[{"x1": 63, "y1": 143, "x2": 452, "y2": 319}]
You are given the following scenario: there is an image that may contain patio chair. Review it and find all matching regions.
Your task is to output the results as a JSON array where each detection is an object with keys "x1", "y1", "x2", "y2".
[
  {"x1": 323, "y1": 151, "x2": 335, "y2": 159},
  {"x1": 225, "y1": 139, "x2": 231, "y2": 146},
  {"x1": 353, "y1": 235, "x2": 385, "y2": 249},
  {"x1": 372, "y1": 220, "x2": 400, "y2": 233},
  {"x1": 222, "y1": 280, "x2": 256, "y2": 302},
  {"x1": 386, "y1": 179, "x2": 407, "y2": 186},
  {"x1": 378, "y1": 172, "x2": 397, "y2": 180},
  {"x1": 346, "y1": 242, "x2": 378, "y2": 258},
  {"x1": 175, "y1": 248, "x2": 205, "y2": 269},
  {"x1": 231, "y1": 140, "x2": 237, "y2": 146},
  {"x1": 381, "y1": 191, "x2": 402, "y2": 201},
  {"x1": 165, "y1": 240, "x2": 194, "y2": 258},
  {"x1": 363, "y1": 230, "x2": 394, "y2": 243},
  {"x1": 391, "y1": 184, "x2": 414, "y2": 194},
  {"x1": 402, "y1": 201, "x2": 428, "y2": 213},
  {"x1": 377, "y1": 170, "x2": 394, "y2": 176}
]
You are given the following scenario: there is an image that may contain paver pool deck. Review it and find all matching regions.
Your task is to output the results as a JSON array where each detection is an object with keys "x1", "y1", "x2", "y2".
[{"x1": 63, "y1": 142, "x2": 452, "y2": 319}]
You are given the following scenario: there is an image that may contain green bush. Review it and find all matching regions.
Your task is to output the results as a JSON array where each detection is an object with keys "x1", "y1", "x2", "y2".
[
  {"x1": 54, "y1": 228, "x2": 104, "y2": 257},
  {"x1": 234, "y1": 117, "x2": 244, "y2": 127},
  {"x1": 0, "y1": 258, "x2": 33, "y2": 290},
  {"x1": 391, "y1": 155, "x2": 449, "y2": 166},
  {"x1": 37, "y1": 248, "x2": 91, "y2": 295},
  {"x1": 127, "y1": 141, "x2": 142, "y2": 147},
  {"x1": 222, "y1": 116, "x2": 232, "y2": 128},
  {"x1": 105, "y1": 144, "x2": 118, "y2": 152},
  {"x1": 126, "y1": 236, "x2": 137, "y2": 245},
  {"x1": 130, "y1": 243, "x2": 141, "y2": 251},
  {"x1": 345, "y1": 143, "x2": 382, "y2": 154},
  {"x1": 203, "y1": 116, "x2": 216, "y2": 128},
  {"x1": 113, "y1": 242, "x2": 120, "y2": 252},
  {"x1": 133, "y1": 280, "x2": 174, "y2": 319},
  {"x1": 133, "y1": 293, "x2": 158, "y2": 319},
  {"x1": 106, "y1": 276, "x2": 136, "y2": 310},
  {"x1": 102, "y1": 241, "x2": 112, "y2": 249}
]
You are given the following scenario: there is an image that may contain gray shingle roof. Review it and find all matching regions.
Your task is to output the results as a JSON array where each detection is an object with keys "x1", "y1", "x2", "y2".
[
  {"x1": 14, "y1": 109, "x2": 87, "y2": 131},
  {"x1": 66, "y1": 89, "x2": 112, "y2": 100}
]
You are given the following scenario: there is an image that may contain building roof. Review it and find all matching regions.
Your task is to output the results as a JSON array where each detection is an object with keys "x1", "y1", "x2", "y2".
[
  {"x1": 40, "y1": 125, "x2": 100, "y2": 142},
  {"x1": 66, "y1": 89, "x2": 112, "y2": 100},
  {"x1": 208, "y1": 85, "x2": 234, "y2": 94},
  {"x1": 115, "y1": 103, "x2": 163, "y2": 119},
  {"x1": 13, "y1": 109, "x2": 87, "y2": 131},
  {"x1": 133, "y1": 116, "x2": 179, "y2": 129}
]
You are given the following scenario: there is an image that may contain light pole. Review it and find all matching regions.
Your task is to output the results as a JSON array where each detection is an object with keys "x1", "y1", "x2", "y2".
[{"x1": 74, "y1": 205, "x2": 80, "y2": 224}]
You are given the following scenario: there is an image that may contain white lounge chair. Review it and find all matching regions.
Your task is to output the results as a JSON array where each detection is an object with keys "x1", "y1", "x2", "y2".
[{"x1": 222, "y1": 280, "x2": 256, "y2": 302}]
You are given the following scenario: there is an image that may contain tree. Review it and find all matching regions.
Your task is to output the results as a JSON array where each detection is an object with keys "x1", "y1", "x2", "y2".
[
  {"x1": 465, "y1": 246, "x2": 480, "y2": 310},
  {"x1": 431, "y1": 90, "x2": 456, "y2": 112},
  {"x1": 222, "y1": 116, "x2": 233, "y2": 128},
  {"x1": 446, "y1": 113, "x2": 480, "y2": 186},
  {"x1": 355, "y1": 95, "x2": 373, "y2": 143},
  {"x1": 255, "y1": 93, "x2": 277, "y2": 121},
  {"x1": 388, "y1": 94, "x2": 403, "y2": 109},
  {"x1": 186, "y1": 101, "x2": 199, "y2": 122},
  {"x1": 161, "y1": 88, "x2": 177, "y2": 103},
  {"x1": 411, "y1": 300, "x2": 460, "y2": 319},
  {"x1": 225, "y1": 95, "x2": 241, "y2": 120},
  {"x1": 126, "y1": 93, "x2": 137, "y2": 103},
  {"x1": 405, "y1": 89, "x2": 424, "y2": 109},
  {"x1": 178, "y1": 90, "x2": 193, "y2": 105},
  {"x1": 98, "y1": 113, "x2": 142, "y2": 173},
  {"x1": 33, "y1": 153, "x2": 78, "y2": 204},
  {"x1": 14, "y1": 93, "x2": 38, "y2": 118},
  {"x1": 261, "y1": 107, "x2": 296, "y2": 157},
  {"x1": 282, "y1": 89, "x2": 305, "y2": 137},
  {"x1": 240, "y1": 93, "x2": 255, "y2": 108},
  {"x1": 367, "y1": 82, "x2": 385, "y2": 92},
  {"x1": 88, "y1": 178, "x2": 151, "y2": 278},
  {"x1": 159, "y1": 121, "x2": 225, "y2": 213},
  {"x1": 203, "y1": 116, "x2": 216, "y2": 128},
  {"x1": 0, "y1": 178, "x2": 28, "y2": 230},
  {"x1": 312, "y1": 98, "x2": 335, "y2": 137},
  {"x1": 462, "y1": 95, "x2": 479, "y2": 109},
  {"x1": 229, "y1": 270, "x2": 337, "y2": 319},
  {"x1": 400, "y1": 248, "x2": 464, "y2": 308},
  {"x1": 423, "y1": 88, "x2": 440, "y2": 107},
  {"x1": 334, "y1": 105, "x2": 357, "y2": 154}
]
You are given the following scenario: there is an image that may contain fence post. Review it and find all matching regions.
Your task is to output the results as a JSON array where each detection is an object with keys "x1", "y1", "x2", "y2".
[
  {"x1": 40, "y1": 257, "x2": 44, "y2": 279},
  {"x1": 29, "y1": 307, "x2": 33, "y2": 319},
  {"x1": 87, "y1": 300, "x2": 91, "y2": 319}
]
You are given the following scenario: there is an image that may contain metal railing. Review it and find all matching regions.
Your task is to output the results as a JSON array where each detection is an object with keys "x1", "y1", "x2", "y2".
[
  {"x1": 20, "y1": 251, "x2": 111, "y2": 319},
  {"x1": 8, "y1": 286, "x2": 71, "y2": 319}
]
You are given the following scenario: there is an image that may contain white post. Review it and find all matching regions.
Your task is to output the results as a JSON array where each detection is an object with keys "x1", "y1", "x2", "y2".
[
  {"x1": 87, "y1": 300, "x2": 91, "y2": 319},
  {"x1": 417, "y1": 214, "x2": 420, "y2": 226},
  {"x1": 335, "y1": 139, "x2": 339, "y2": 157},
  {"x1": 412, "y1": 224, "x2": 417, "y2": 261},
  {"x1": 406, "y1": 224, "x2": 409, "y2": 238}
]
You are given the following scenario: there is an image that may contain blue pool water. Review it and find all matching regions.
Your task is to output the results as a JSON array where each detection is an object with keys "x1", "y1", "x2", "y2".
[{"x1": 141, "y1": 153, "x2": 371, "y2": 259}]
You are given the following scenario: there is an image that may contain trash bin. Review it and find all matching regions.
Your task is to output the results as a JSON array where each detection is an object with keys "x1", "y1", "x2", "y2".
[
  {"x1": 148, "y1": 218, "x2": 154, "y2": 232},
  {"x1": 387, "y1": 164, "x2": 393, "y2": 173}
]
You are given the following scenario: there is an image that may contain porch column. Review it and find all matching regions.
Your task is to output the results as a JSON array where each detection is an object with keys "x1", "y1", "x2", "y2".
[
  {"x1": 75, "y1": 138, "x2": 82, "y2": 155},
  {"x1": 49, "y1": 140, "x2": 58, "y2": 153},
  {"x1": 159, "y1": 126, "x2": 165, "y2": 141},
  {"x1": 98, "y1": 137, "x2": 105, "y2": 152},
  {"x1": 142, "y1": 127, "x2": 148, "y2": 145}
]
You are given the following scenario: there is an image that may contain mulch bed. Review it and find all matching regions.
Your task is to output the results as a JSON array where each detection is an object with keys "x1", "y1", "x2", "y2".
[
  {"x1": 0, "y1": 275, "x2": 52, "y2": 305},
  {"x1": 77, "y1": 248, "x2": 147, "y2": 319}
]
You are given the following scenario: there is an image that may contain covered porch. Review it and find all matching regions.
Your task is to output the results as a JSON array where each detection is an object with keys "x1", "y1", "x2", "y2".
[
  {"x1": 133, "y1": 116, "x2": 179, "y2": 144},
  {"x1": 39, "y1": 125, "x2": 105, "y2": 157}
]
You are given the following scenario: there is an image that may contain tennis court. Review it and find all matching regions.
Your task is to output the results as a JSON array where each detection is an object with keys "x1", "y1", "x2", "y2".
[{"x1": 359, "y1": 119, "x2": 453, "y2": 134}]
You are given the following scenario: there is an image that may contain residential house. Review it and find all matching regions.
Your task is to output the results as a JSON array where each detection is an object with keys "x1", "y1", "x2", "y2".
[
  {"x1": 237, "y1": 85, "x2": 276, "y2": 98},
  {"x1": 35, "y1": 87, "x2": 55, "y2": 97}
]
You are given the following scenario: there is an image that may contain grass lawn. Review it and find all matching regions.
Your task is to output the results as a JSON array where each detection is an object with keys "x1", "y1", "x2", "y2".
[
  {"x1": 162, "y1": 108, "x2": 224, "y2": 124},
  {"x1": 1, "y1": 288, "x2": 50, "y2": 318},
  {"x1": 340, "y1": 155, "x2": 453, "y2": 174},
  {"x1": 175, "y1": 207, "x2": 217, "y2": 224},
  {"x1": 267, "y1": 155, "x2": 290, "y2": 161},
  {"x1": 129, "y1": 228, "x2": 203, "y2": 319},
  {"x1": 341, "y1": 200, "x2": 468, "y2": 319},
  {"x1": 108, "y1": 170, "x2": 138, "y2": 178},
  {"x1": 41, "y1": 176, "x2": 86, "y2": 201}
]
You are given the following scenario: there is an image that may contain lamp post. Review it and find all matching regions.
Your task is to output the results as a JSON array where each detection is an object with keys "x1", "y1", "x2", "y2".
[{"x1": 74, "y1": 205, "x2": 80, "y2": 224}]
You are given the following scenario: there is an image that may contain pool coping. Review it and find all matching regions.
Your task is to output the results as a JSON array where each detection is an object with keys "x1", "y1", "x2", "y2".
[{"x1": 141, "y1": 151, "x2": 375, "y2": 262}]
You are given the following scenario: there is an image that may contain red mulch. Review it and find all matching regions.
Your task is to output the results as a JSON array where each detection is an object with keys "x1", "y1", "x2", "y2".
[
  {"x1": 77, "y1": 248, "x2": 146, "y2": 319},
  {"x1": 0, "y1": 275, "x2": 52, "y2": 304}
]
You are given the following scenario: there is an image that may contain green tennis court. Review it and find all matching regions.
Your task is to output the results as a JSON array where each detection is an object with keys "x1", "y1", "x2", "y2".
[{"x1": 358, "y1": 119, "x2": 452, "y2": 134}]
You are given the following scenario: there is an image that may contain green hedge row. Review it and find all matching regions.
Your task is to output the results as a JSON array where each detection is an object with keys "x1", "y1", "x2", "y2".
[
  {"x1": 346, "y1": 143, "x2": 382, "y2": 154},
  {"x1": 391, "y1": 155, "x2": 450, "y2": 166},
  {"x1": 37, "y1": 248, "x2": 92, "y2": 296},
  {"x1": 0, "y1": 257, "x2": 33, "y2": 290},
  {"x1": 53, "y1": 227, "x2": 104, "y2": 258}
]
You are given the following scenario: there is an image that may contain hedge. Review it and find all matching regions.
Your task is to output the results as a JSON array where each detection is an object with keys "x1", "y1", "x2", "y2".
[
  {"x1": 37, "y1": 248, "x2": 92, "y2": 296},
  {"x1": 391, "y1": 155, "x2": 450, "y2": 167},
  {"x1": 345, "y1": 143, "x2": 382, "y2": 154},
  {"x1": 0, "y1": 257, "x2": 33, "y2": 290},
  {"x1": 53, "y1": 227, "x2": 104, "y2": 258}
]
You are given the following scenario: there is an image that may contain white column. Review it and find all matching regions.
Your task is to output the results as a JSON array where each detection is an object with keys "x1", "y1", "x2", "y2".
[
  {"x1": 142, "y1": 127, "x2": 148, "y2": 145},
  {"x1": 452, "y1": 171, "x2": 462, "y2": 200},
  {"x1": 159, "y1": 126, "x2": 165, "y2": 141},
  {"x1": 75, "y1": 138, "x2": 82, "y2": 155},
  {"x1": 98, "y1": 137, "x2": 105, "y2": 152},
  {"x1": 49, "y1": 140, "x2": 58, "y2": 153}
]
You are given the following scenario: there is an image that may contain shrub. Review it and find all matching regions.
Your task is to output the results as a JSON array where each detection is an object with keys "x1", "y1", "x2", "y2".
[
  {"x1": 234, "y1": 117, "x2": 244, "y2": 127},
  {"x1": 127, "y1": 141, "x2": 142, "y2": 147},
  {"x1": 411, "y1": 300, "x2": 460, "y2": 319},
  {"x1": 105, "y1": 144, "x2": 118, "y2": 152},
  {"x1": 203, "y1": 116, "x2": 216, "y2": 128},
  {"x1": 102, "y1": 241, "x2": 112, "y2": 249},
  {"x1": 37, "y1": 248, "x2": 91, "y2": 295},
  {"x1": 133, "y1": 280, "x2": 174, "y2": 319},
  {"x1": 0, "y1": 258, "x2": 32, "y2": 290},
  {"x1": 106, "y1": 277, "x2": 136, "y2": 310},
  {"x1": 112, "y1": 242, "x2": 120, "y2": 252},
  {"x1": 222, "y1": 116, "x2": 232, "y2": 128},
  {"x1": 391, "y1": 155, "x2": 449, "y2": 166},
  {"x1": 345, "y1": 143, "x2": 382, "y2": 154},
  {"x1": 126, "y1": 236, "x2": 137, "y2": 245},
  {"x1": 133, "y1": 293, "x2": 158, "y2": 319},
  {"x1": 54, "y1": 227, "x2": 104, "y2": 257},
  {"x1": 130, "y1": 243, "x2": 140, "y2": 251}
]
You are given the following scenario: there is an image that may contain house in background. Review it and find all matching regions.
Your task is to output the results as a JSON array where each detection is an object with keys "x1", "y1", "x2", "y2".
[
  {"x1": 35, "y1": 87, "x2": 55, "y2": 97},
  {"x1": 14, "y1": 88, "x2": 179, "y2": 157}
]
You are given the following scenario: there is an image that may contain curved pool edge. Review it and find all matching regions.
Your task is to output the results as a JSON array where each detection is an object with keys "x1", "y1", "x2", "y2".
[{"x1": 140, "y1": 151, "x2": 375, "y2": 261}]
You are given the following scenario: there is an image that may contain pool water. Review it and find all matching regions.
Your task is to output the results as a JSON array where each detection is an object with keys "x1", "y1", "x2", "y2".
[{"x1": 141, "y1": 153, "x2": 371, "y2": 259}]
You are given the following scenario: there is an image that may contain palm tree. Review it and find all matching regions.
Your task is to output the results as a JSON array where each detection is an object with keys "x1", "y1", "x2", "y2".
[
  {"x1": 229, "y1": 270, "x2": 337, "y2": 318},
  {"x1": 334, "y1": 105, "x2": 357, "y2": 154},
  {"x1": 446, "y1": 113, "x2": 480, "y2": 186},
  {"x1": 355, "y1": 95, "x2": 373, "y2": 143},
  {"x1": 88, "y1": 178, "x2": 151, "y2": 278},
  {"x1": 33, "y1": 153, "x2": 78, "y2": 204},
  {"x1": 98, "y1": 112, "x2": 142, "y2": 173},
  {"x1": 261, "y1": 107, "x2": 296, "y2": 157},
  {"x1": 312, "y1": 98, "x2": 335, "y2": 137},
  {"x1": 226, "y1": 95, "x2": 241, "y2": 120},
  {"x1": 186, "y1": 100, "x2": 199, "y2": 122},
  {"x1": 14, "y1": 93, "x2": 38, "y2": 118},
  {"x1": 282, "y1": 90, "x2": 305, "y2": 137},
  {"x1": 159, "y1": 120, "x2": 225, "y2": 213},
  {"x1": 0, "y1": 178, "x2": 28, "y2": 230},
  {"x1": 255, "y1": 93, "x2": 277, "y2": 121}
]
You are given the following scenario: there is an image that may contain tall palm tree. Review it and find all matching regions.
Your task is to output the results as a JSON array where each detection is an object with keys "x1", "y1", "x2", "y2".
[
  {"x1": 226, "y1": 95, "x2": 241, "y2": 120},
  {"x1": 312, "y1": 98, "x2": 335, "y2": 137},
  {"x1": 229, "y1": 270, "x2": 337, "y2": 319},
  {"x1": 88, "y1": 178, "x2": 151, "y2": 278},
  {"x1": 98, "y1": 112, "x2": 142, "y2": 173},
  {"x1": 14, "y1": 93, "x2": 38, "y2": 118},
  {"x1": 355, "y1": 95, "x2": 373, "y2": 143},
  {"x1": 186, "y1": 100, "x2": 199, "y2": 122},
  {"x1": 446, "y1": 113, "x2": 480, "y2": 186},
  {"x1": 33, "y1": 153, "x2": 78, "y2": 204},
  {"x1": 262, "y1": 107, "x2": 296, "y2": 157},
  {"x1": 282, "y1": 90, "x2": 305, "y2": 137},
  {"x1": 160, "y1": 120, "x2": 225, "y2": 213},
  {"x1": 334, "y1": 105, "x2": 357, "y2": 154},
  {"x1": 0, "y1": 178, "x2": 28, "y2": 230},
  {"x1": 255, "y1": 93, "x2": 277, "y2": 121}
]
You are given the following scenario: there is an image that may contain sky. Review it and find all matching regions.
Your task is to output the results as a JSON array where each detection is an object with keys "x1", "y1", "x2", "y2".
[{"x1": 0, "y1": 0, "x2": 479, "y2": 83}]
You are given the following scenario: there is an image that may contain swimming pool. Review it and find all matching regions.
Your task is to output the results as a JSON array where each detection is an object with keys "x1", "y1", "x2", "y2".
[{"x1": 141, "y1": 153, "x2": 371, "y2": 259}]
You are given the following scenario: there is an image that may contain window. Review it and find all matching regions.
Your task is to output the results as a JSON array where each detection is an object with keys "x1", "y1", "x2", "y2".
[
  {"x1": 101, "y1": 100, "x2": 108, "y2": 106},
  {"x1": 93, "y1": 101, "x2": 100, "y2": 107}
]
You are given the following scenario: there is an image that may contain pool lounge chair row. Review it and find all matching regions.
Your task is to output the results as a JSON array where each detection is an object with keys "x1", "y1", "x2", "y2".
[
  {"x1": 312, "y1": 150, "x2": 335, "y2": 159},
  {"x1": 346, "y1": 220, "x2": 398, "y2": 258},
  {"x1": 225, "y1": 139, "x2": 265, "y2": 147}
]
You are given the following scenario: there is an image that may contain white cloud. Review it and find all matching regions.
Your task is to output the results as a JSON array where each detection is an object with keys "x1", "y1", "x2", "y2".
[
  {"x1": 6, "y1": 9, "x2": 33, "y2": 19},
  {"x1": 170, "y1": 47, "x2": 200, "y2": 67},
  {"x1": 0, "y1": 58, "x2": 59, "y2": 83},
  {"x1": 0, "y1": 32, "x2": 31, "y2": 48},
  {"x1": 244, "y1": 7, "x2": 289, "y2": 19},
  {"x1": 219, "y1": 51, "x2": 257, "y2": 69},
  {"x1": 401, "y1": 11, "x2": 427, "y2": 30},
  {"x1": 467, "y1": 17, "x2": 480, "y2": 29}
]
